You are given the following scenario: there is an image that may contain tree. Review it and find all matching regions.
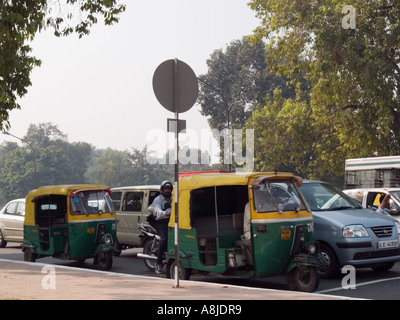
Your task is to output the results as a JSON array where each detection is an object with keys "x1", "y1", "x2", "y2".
[
  {"x1": 87, "y1": 148, "x2": 133, "y2": 187},
  {"x1": 198, "y1": 37, "x2": 294, "y2": 132},
  {"x1": 248, "y1": 90, "x2": 314, "y2": 174},
  {"x1": 0, "y1": 123, "x2": 93, "y2": 200},
  {"x1": 0, "y1": 1, "x2": 126, "y2": 130},
  {"x1": 248, "y1": 0, "x2": 400, "y2": 181}
]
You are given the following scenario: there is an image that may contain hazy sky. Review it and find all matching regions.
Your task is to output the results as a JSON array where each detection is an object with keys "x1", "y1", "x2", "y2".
[{"x1": 1, "y1": 1, "x2": 259, "y2": 156}]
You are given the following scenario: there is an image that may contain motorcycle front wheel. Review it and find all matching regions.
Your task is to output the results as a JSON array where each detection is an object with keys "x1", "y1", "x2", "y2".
[{"x1": 143, "y1": 238, "x2": 158, "y2": 271}]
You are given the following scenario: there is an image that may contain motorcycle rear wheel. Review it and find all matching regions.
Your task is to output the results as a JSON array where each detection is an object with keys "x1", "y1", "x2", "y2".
[
  {"x1": 143, "y1": 238, "x2": 158, "y2": 271},
  {"x1": 166, "y1": 259, "x2": 191, "y2": 280}
]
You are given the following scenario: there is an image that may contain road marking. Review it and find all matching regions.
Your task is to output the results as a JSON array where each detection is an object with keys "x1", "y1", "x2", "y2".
[{"x1": 317, "y1": 276, "x2": 400, "y2": 294}]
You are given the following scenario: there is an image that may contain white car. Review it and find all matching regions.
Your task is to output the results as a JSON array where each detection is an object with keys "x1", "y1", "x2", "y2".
[
  {"x1": 110, "y1": 186, "x2": 160, "y2": 255},
  {"x1": 0, "y1": 198, "x2": 25, "y2": 247},
  {"x1": 343, "y1": 188, "x2": 400, "y2": 222}
]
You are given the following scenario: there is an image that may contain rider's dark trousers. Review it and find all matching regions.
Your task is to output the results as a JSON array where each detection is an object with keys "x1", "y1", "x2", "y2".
[{"x1": 155, "y1": 218, "x2": 169, "y2": 265}]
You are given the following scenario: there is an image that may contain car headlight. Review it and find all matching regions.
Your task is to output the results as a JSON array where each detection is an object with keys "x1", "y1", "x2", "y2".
[
  {"x1": 343, "y1": 225, "x2": 369, "y2": 237},
  {"x1": 395, "y1": 221, "x2": 400, "y2": 235}
]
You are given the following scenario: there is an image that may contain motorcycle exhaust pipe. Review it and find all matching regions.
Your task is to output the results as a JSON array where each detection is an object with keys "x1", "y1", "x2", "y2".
[{"x1": 137, "y1": 253, "x2": 158, "y2": 260}]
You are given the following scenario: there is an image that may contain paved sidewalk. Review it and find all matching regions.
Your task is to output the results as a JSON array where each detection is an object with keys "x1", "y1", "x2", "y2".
[{"x1": 0, "y1": 259, "x2": 350, "y2": 300}]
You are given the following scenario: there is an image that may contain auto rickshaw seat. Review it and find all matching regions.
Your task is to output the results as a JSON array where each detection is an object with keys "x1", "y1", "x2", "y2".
[{"x1": 193, "y1": 214, "x2": 244, "y2": 266}]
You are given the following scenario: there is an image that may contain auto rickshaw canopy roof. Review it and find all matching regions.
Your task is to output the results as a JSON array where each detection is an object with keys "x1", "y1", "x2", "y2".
[
  {"x1": 178, "y1": 172, "x2": 302, "y2": 190},
  {"x1": 170, "y1": 172, "x2": 303, "y2": 229},
  {"x1": 24, "y1": 184, "x2": 111, "y2": 226}
]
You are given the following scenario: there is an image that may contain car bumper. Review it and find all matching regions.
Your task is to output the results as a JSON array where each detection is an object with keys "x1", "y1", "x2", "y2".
[{"x1": 335, "y1": 240, "x2": 400, "y2": 267}]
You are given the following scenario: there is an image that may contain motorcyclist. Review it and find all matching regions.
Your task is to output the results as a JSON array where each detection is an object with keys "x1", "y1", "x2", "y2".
[{"x1": 151, "y1": 180, "x2": 173, "y2": 274}]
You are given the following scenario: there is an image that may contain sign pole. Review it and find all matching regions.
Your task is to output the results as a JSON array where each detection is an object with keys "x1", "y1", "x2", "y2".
[
  {"x1": 152, "y1": 58, "x2": 198, "y2": 289},
  {"x1": 173, "y1": 58, "x2": 180, "y2": 289}
]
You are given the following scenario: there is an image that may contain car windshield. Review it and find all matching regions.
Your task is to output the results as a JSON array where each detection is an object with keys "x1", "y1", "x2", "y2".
[
  {"x1": 70, "y1": 190, "x2": 114, "y2": 215},
  {"x1": 253, "y1": 180, "x2": 307, "y2": 213},
  {"x1": 300, "y1": 182, "x2": 361, "y2": 211},
  {"x1": 389, "y1": 190, "x2": 400, "y2": 202}
]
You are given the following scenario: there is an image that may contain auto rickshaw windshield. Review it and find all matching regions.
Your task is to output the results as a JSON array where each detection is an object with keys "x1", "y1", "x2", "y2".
[
  {"x1": 70, "y1": 190, "x2": 114, "y2": 215},
  {"x1": 253, "y1": 180, "x2": 307, "y2": 213}
]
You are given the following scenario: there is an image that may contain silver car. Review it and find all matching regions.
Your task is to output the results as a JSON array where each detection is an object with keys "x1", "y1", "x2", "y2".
[
  {"x1": 0, "y1": 199, "x2": 25, "y2": 247},
  {"x1": 300, "y1": 181, "x2": 400, "y2": 278}
]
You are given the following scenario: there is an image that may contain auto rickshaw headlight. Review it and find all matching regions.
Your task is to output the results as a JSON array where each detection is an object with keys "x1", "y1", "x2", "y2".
[
  {"x1": 308, "y1": 243, "x2": 317, "y2": 255},
  {"x1": 101, "y1": 234, "x2": 113, "y2": 245}
]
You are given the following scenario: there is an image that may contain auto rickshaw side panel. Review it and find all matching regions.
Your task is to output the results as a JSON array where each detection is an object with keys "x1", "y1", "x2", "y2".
[
  {"x1": 67, "y1": 215, "x2": 116, "y2": 260},
  {"x1": 251, "y1": 216, "x2": 314, "y2": 277}
]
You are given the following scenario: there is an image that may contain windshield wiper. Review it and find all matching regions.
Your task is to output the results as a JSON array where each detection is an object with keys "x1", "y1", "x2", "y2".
[{"x1": 328, "y1": 206, "x2": 354, "y2": 210}]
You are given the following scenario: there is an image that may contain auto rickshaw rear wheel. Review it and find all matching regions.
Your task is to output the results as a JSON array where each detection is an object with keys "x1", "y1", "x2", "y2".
[
  {"x1": 97, "y1": 251, "x2": 113, "y2": 270},
  {"x1": 24, "y1": 250, "x2": 36, "y2": 262},
  {"x1": 166, "y1": 259, "x2": 191, "y2": 280},
  {"x1": 287, "y1": 266, "x2": 319, "y2": 292}
]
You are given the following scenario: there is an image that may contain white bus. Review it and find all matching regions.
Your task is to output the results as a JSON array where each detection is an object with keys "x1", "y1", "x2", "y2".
[{"x1": 344, "y1": 156, "x2": 400, "y2": 189}]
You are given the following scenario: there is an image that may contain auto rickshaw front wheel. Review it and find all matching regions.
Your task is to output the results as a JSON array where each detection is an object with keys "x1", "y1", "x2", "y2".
[
  {"x1": 287, "y1": 266, "x2": 320, "y2": 292},
  {"x1": 96, "y1": 251, "x2": 113, "y2": 270}
]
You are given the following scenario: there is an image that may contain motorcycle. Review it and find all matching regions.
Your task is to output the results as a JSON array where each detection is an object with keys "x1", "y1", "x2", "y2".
[{"x1": 137, "y1": 221, "x2": 160, "y2": 270}]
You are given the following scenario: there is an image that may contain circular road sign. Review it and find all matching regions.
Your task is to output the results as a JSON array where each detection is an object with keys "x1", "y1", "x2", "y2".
[{"x1": 152, "y1": 59, "x2": 198, "y2": 113}]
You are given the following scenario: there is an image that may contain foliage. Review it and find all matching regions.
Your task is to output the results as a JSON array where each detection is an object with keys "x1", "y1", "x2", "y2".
[
  {"x1": 247, "y1": 0, "x2": 400, "y2": 182},
  {"x1": 0, "y1": 123, "x2": 220, "y2": 204},
  {"x1": 0, "y1": 123, "x2": 93, "y2": 202},
  {"x1": 197, "y1": 37, "x2": 295, "y2": 132},
  {"x1": 0, "y1": 0, "x2": 126, "y2": 130}
]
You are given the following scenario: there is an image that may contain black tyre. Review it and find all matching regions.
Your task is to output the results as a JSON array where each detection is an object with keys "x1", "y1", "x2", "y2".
[
  {"x1": 97, "y1": 251, "x2": 113, "y2": 270},
  {"x1": 24, "y1": 249, "x2": 36, "y2": 262},
  {"x1": 143, "y1": 238, "x2": 158, "y2": 271},
  {"x1": 0, "y1": 229, "x2": 7, "y2": 248},
  {"x1": 166, "y1": 259, "x2": 191, "y2": 280},
  {"x1": 287, "y1": 266, "x2": 320, "y2": 292},
  {"x1": 318, "y1": 243, "x2": 339, "y2": 278},
  {"x1": 113, "y1": 240, "x2": 122, "y2": 256}
]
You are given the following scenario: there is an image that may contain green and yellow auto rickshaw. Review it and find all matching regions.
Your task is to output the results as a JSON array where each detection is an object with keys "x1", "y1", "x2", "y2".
[
  {"x1": 22, "y1": 185, "x2": 116, "y2": 270},
  {"x1": 165, "y1": 172, "x2": 320, "y2": 292}
]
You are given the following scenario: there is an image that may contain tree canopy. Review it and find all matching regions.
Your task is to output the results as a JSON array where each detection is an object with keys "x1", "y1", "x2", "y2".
[
  {"x1": 246, "y1": 0, "x2": 400, "y2": 183},
  {"x1": 0, "y1": 0, "x2": 126, "y2": 130},
  {"x1": 0, "y1": 123, "x2": 221, "y2": 205},
  {"x1": 197, "y1": 37, "x2": 295, "y2": 132}
]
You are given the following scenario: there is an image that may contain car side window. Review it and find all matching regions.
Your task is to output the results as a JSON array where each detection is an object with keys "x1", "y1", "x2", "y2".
[
  {"x1": 111, "y1": 191, "x2": 122, "y2": 211},
  {"x1": 122, "y1": 192, "x2": 144, "y2": 212},
  {"x1": 16, "y1": 202, "x2": 25, "y2": 216},
  {"x1": 5, "y1": 202, "x2": 18, "y2": 215}
]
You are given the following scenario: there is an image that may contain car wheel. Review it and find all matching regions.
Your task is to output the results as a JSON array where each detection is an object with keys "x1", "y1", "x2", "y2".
[
  {"x1": 113, "y1": 240, "x2": 122, "y2": 256},
  {"x1": 0, "y1": 229, "x2": 7, "y2": 248},
  {"x1": 318, "y1": 243, "x2": 339, "y2": 278}
]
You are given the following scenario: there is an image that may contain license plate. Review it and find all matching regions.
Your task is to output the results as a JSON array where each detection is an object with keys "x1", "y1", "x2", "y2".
[{"x1": 378, "y1": 240, "x2": 399, "y2": 249}]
